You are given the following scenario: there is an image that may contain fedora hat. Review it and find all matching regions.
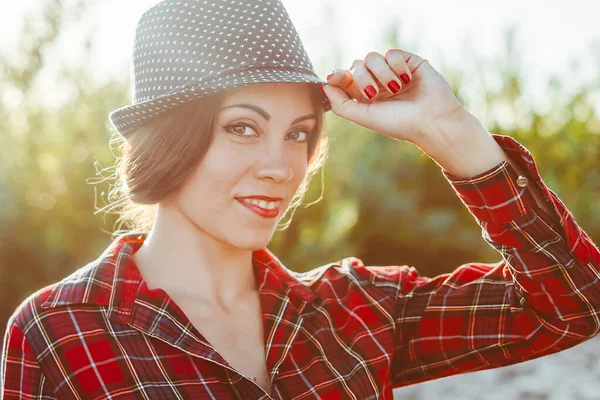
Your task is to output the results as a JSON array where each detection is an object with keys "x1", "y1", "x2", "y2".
[{"x1": 108, "y1": 0, "x2": 332, "y2": 138}]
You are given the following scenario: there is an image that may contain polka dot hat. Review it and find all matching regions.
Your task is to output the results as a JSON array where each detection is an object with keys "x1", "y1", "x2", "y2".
[{"x1": 108, "y1": 0, "x2": 332, "y2": 138}]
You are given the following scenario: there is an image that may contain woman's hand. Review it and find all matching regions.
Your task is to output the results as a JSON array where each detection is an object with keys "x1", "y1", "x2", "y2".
[
  {"x1": 321, "y1": 48, "x2": 516, "y2": 179},
  {"x1": 321, "y1": 49, "x2": 468, "y2": 149}
]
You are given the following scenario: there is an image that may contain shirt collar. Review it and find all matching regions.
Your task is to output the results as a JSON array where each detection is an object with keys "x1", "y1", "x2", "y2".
[
  {"x1": 40, "y1": 231, "x2": 316, "y2": 312},
  {"x1": 40, "y1": 232, "x2": 321, "y2": 386}
]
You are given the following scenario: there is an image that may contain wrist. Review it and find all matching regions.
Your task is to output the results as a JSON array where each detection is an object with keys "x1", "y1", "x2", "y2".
[
  {"x1": 421, "y1": 106, "x2": 480, "y2": 151},
  {"x1": 418, "y1": 108, "x2": 508, "y2": 179}
]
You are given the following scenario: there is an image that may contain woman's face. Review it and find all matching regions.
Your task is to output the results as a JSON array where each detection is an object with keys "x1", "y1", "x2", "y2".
[{"x1": 170, "y1": 82, "x2": 318, "y2": 250}]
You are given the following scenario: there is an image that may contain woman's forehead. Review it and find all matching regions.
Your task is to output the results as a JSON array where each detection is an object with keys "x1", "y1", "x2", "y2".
[{"x1": 220, "y1": 83, "x2": 316, "y2": 111}]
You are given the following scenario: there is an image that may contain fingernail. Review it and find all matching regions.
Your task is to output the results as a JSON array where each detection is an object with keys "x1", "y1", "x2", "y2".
[
  {"x1": 400, "y1": 73, "x2": 411, "y2": 84},
  {"x1": 364, "y1": 85, "x2": 377, "y2": 99},
  {"x1": 327, "y1": 71, "x2": 335, "y2": 80},
  {"x1": 387, "y1": 80, "x2": 400, "y2": 94}
]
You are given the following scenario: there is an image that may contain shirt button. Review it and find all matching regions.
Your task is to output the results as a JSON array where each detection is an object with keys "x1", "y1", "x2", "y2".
[{"x1": 516, "y1": 175, "x2": 529, "y2": 187}]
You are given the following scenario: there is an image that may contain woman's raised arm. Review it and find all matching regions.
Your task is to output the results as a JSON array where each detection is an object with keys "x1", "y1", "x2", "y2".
[
  {"x1": 322, "y1": 48, "x2": 600, "y2": 388},
  {"x1": 390, "y1": 132, "x2": 599, "y2": 386}
]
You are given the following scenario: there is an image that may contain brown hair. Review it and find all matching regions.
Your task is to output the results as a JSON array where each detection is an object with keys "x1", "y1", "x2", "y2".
[{"x1": 96, "y1": 84, "x2": 329, "y2": 239}]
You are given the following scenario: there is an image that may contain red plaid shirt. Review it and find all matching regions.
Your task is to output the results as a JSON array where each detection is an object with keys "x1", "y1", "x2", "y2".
[{"x1": 2, "y1": 135, "x2": 600, "y2": 400}]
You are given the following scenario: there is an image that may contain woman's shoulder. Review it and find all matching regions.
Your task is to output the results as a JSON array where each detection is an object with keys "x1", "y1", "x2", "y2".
[
  {"x1": 292, "y1": 257, "x2": 415, "y2": 300},
  {"x1": 7, "y1": 282, "x2": 59, "y2": 332},
  {"x1": 7, "y1": 259, "x2": 107, "y2": 333}
]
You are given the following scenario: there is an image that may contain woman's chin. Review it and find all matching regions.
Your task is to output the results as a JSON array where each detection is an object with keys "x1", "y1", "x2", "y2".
[{"x1": 229, "y1": 232, "x2": 274, "y2": 251}]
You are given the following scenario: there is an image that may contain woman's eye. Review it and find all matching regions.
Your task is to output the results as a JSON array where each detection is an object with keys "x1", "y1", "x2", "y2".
[
  {"x1": 287, "y1": 130, "x2": 310, "y2": 143},
  {"x1": 224, "y1": 122, "x2": 258, "y2": 137},
  {"x1": 224, "y1": 122, "x2": 311, "y2": 143}
]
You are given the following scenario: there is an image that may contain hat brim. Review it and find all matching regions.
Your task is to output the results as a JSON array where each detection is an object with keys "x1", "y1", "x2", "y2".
[{"x1": 108, "y1": 66, "x2": 332, "y2": 138}]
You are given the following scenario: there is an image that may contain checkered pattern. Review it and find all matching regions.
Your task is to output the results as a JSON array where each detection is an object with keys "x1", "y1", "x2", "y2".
[
  {"x1": 2, "y1": 135, "x2": 600, "y2": 399},
  {"x1": 108, "y1": 0, "x2": 331, "y2": 138}
]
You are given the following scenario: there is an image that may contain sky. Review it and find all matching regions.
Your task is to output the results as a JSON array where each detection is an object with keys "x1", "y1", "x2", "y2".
[{"x1": 1, "y1": 0, "x2": 600, "y2": 121}]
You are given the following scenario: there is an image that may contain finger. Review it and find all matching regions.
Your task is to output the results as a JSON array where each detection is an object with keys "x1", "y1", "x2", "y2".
[
  {"x1": 385, "y1": 48, "x2": 427, "y2": 84},
  {"x1": 349, "y1": 59, "x2": 380, "y2": 101},
  {"x1": 326, "y1": 69, "x2": 363, "y2": 102},
  {"x1": 363, "y1": 51, "x2": 403, "y2": 95},
  {"x1": 321, "y1": 84, "x2": 368, "y2": 126}
]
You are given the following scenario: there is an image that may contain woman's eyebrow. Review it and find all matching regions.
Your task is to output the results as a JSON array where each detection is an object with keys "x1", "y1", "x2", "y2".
[{"x1": 221, "y1": 103, "x2": 316, "y2": 125}]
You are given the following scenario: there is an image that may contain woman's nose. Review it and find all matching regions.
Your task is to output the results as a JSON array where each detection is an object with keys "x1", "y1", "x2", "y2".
[{"x1": 253, "y1": 144, "x2": 294, "y2": 184}]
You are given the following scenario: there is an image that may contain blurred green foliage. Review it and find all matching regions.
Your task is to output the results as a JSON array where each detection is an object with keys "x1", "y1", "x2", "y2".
[{"x1": 1, "y1": 0, "x2": 599, "y2": 340}]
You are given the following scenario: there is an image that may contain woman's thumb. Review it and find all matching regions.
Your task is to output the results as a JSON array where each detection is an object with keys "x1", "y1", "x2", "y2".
[{"x1": 322, "y1": 84, "x2": 366, "y2": 125}]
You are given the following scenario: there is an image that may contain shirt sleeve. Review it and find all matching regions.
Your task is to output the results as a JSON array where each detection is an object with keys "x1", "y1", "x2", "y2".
[
  {"x1": 386, "y1": 134, "x2": 600, "y2": 387},
  {"x1": 1, "y1": 318, "x2": 56, "y2": 399}
]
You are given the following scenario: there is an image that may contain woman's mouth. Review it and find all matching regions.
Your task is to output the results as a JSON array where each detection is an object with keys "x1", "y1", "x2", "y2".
[{"x1": 235, "y1": 197, "x2": 281, "y2": 219}]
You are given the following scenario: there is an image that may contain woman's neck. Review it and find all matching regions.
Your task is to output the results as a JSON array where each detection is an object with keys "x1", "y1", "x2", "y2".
[{"x1": 132, "y1": 207, "x2": 258, "y2": 311}]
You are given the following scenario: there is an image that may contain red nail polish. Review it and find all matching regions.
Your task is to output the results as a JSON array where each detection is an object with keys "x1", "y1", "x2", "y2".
[
  {"x1": 364, "y1": 85, "x2": 377, "y2": 99},
  {"x1": 400, "y1": 73, "x2": 411, "y2": 84},
  {"x1": 387, "y1": 80, "x2": 400, "y2": 94}
]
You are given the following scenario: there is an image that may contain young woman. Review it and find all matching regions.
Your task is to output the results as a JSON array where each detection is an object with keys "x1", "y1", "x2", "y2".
[{"x1": 2, "y1": 0, "x2": 599, "y2": 399}]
